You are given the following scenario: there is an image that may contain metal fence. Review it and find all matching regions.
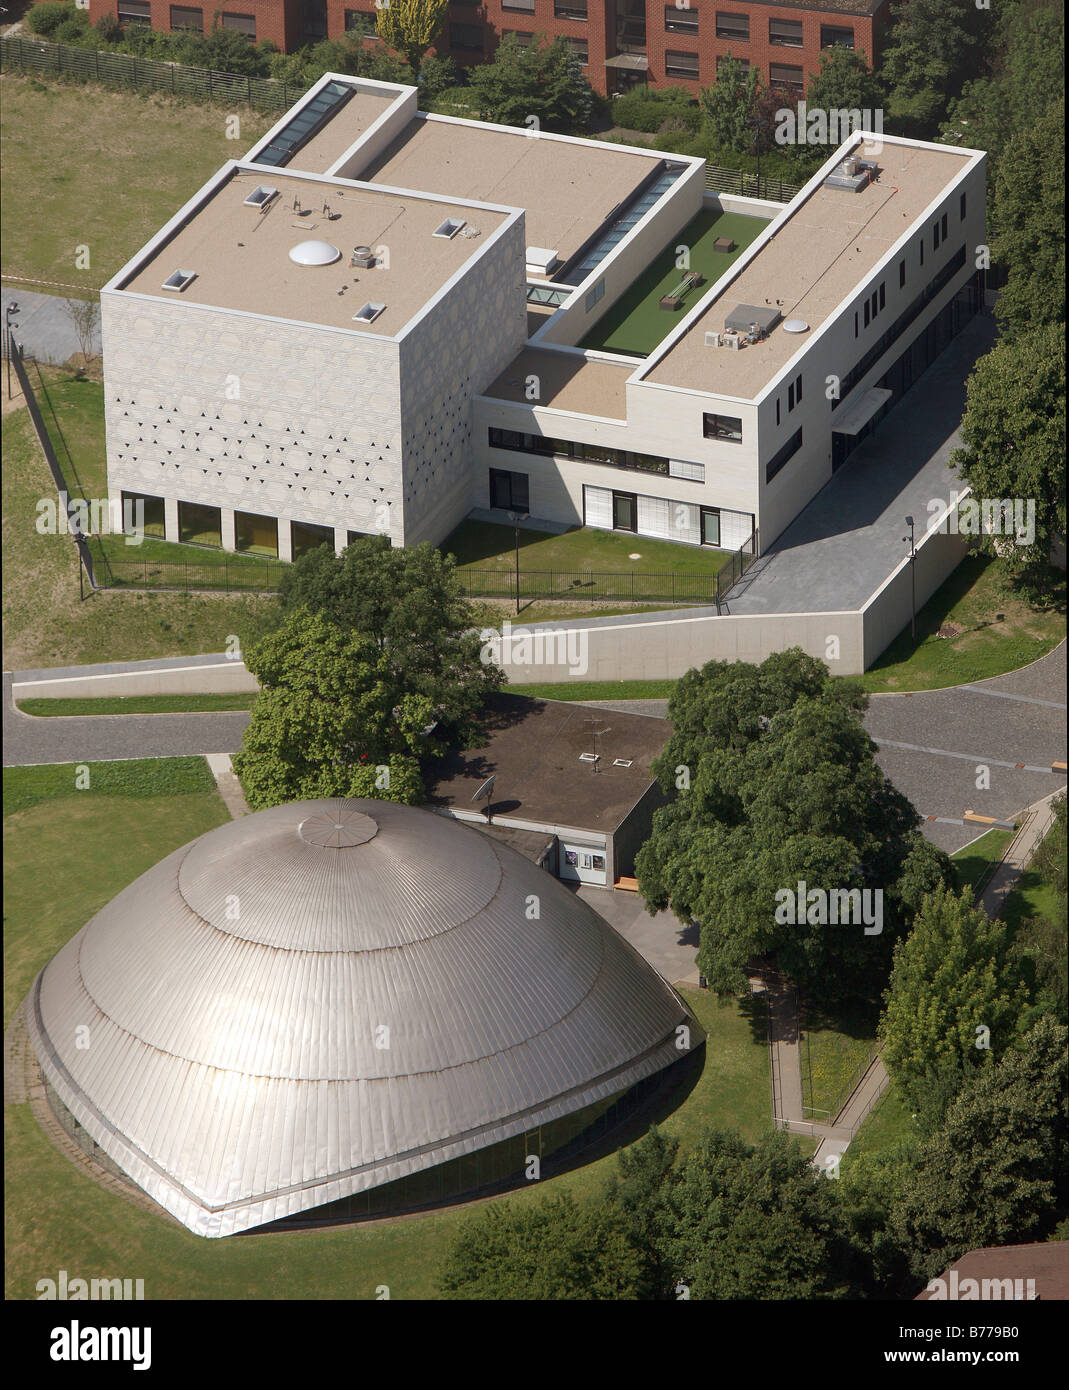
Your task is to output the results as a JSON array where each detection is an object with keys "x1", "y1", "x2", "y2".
[
  {"x1": 0, "y1": 34, "x2": 308, "y2": 112},
  {"x1": 90, "y1": 549, "x2": 286, "y2": 593},
  {"x1": 714, "y1": 526, "x2": 760, "y2": 612},
  {"x1": 705, "y1": 165, "x2": 802, "y2": 203},
  {"x1": 458, "y1": 567, "x2": 722, "y2": 606}
]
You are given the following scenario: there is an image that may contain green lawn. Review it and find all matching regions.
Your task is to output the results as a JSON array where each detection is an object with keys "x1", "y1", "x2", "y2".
[
  {"x1": 16, "y1": 694, "x2": 257, "y2": 717},
  {"x1": 2, "y1": 403, "x2": 280, "y2": 670},
  {"x1": 951, "y1": 826, "x2": 1015, "y2": 896},
  {"x1": 800, "y1": 1000, "x2": 879, "y2": 1121},
  {"x1": 858, "y1": 553, "x2": 1065, "y2": 693},
  {"x1": 0, "y1": 75, "x2": 273, "y2": 291},
  {"x1": 32, "y1": 366, "x2": 106, "y2": 498},
  {"x1": 443, "y1": 519, "x2": 730, "y2": 577},
  {"x1": 4, "y1": 754, "x2": 775, "y2": 1297},
  {"x1": 840, "y1": 1083, "x2": 916, "y2": 1166},
  {"x1": 578, "y1": 209, "x2": 769, "y2": 357}
]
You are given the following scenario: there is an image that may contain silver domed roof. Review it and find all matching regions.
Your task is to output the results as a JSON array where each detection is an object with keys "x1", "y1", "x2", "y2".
[{"x1": 28, "y1": 799, "x2": 696, "y2": 1237}]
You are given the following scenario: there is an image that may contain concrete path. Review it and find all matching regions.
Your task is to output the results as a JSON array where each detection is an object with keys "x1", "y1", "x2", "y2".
[
  {"x1": 205, "y1": 753, "x2": 251, "y2": 818},
  {"x1": 726, "y1": 315, "x2": 998, "y2": 616},
  {"x1": 2, "y1": 287, "x2": 100, "y2": 367},
  {"x1": 979, "y1": 787, "x2": 1063, "y2": 922}
]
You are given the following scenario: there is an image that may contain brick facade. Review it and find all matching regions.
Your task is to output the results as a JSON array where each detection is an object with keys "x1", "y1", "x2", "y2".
[{"x1": 82, "y1": 0, "x2": 889, "y2": 96}]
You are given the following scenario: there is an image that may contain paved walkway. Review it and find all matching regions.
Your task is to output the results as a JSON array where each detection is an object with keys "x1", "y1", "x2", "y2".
[
  {"x1": 2, "y1": 287, "x2": 100, "y2": 367},
  {"x1": 205, "y1": 752, "x2": 252, "y2": 818},
  {"x1": 726, "y1": 314, "x2": 998, "y2": 616}
]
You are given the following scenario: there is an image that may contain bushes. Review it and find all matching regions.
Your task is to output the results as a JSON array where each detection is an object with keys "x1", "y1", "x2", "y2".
[
  {"x1": 611, "y1": 85, "x2": 700, "y2": 134},
  {"x1": 26, "y1": 2, "x2": 76, "y2": 37}
]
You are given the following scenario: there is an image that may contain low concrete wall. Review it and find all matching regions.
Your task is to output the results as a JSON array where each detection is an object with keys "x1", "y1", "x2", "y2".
[{"x1": 12, "y1": 660, "x2": 259, "y2": 701}]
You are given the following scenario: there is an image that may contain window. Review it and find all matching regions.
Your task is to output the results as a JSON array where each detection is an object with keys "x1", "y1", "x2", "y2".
[
  {"x1": 117, "y1": 0, "x2": 151, "y2": 23},
  {"x1": 854, "y1": 310, "x2": 858, "y2": 338},
  {"x1": 941, "y1": 212, "x2": 949, "y2": 240},
  {"x1": 502, "y1": 28, "x2": 535, "y2": 44},
  {"x1": 795, "y1": 373, "x2": 803, "y2": 403},
  {"x1": 120, "y1": 491, "x2": 165, "y2": 538},
  {"x1": 489, "y1": 428, "x2": 674, "y2": 476},
  {"x1": 220, "y1": 12, "x2": 256, "y2": 36},
  {"x1": 178, "y1": 500, "x2": 221, "y2": 547},
  {"x1": 933, "y1": 220, "x2": 941, "y2": 250},
  {"x1": 613, "y1": 491, "x2": 638, "y2": 533},
  {"x1": 717, "y1": 53, "x2": 748, "y2": 69},
  {"x1": 820, "y1": 24, "x2": 854, "y2": 48},
  {"x1": 665, "y1": 5, "x2": 699, "y2": 33},
  {"x1": 666, "y1": 50, "x2": 700, "y2": 78},
  {"x1": 450, "y1": 22, "x2": 484, "y2": 51},
  {"x1": 871, "y1": 289, "x2": 878, "y2": 318},
  {"x1": 344, "y1": 9, "x2": 379, "y2": 34},
  {"x1": 960, "y1": 191, "x2": 967, "y2": 221},
  {"x1": 291, "y1": 520, "x2": 334, "y2": 559},
  {"x1": 919, "y1": 237, "x2": 924, "y2": 267},
  {"x1": 769, "y1": 63, "x2": 803, "y2": 92},
  {"x1": 563, "y1": 34, "x2": 588, "y2": 63},
  {"x1": 766, "y1": 428, "x2": 802, "y2": 483},
  {"x1": 863, "y1": 299, "x2": 870, "y2": 327},
  {"x1": 703, "y1": 413, "x2": 743, "y2": 443},
  {"x1": 503, "y1": 0, "x2": 535, "y2": 8},
  {"x1": 700, "y1": 507, "x2": 721, "y2": 547},
  {"x1": 234, "y1": 511, "x2": 278, "y2": 557},
  {"x1": 489, "y1": 468, "x2": 530, "y2": 514},
  {"x1": 788, "y1": 373, "x2": 802, "y2": 410},
  {"x1": 775, "y1": 398, "x2": 781, "y2": 425},
  {"x1": 879, "y1": 283, "x2": 886, "y2": 311},
  {"x1": 584, "y1": 279, "x2": 605, "y2": 311},
  {"x1": 554, "y1": 0, "x2": 588, "y2": 16},
  {"x1": 301, "y1": 0, "x2": 326, "y2": 39},
  {"x1": 716, "y1": 11, "x2": 749, "y2": 40},
  {"x1": 169, "y1": 6, "x2": 203, "y2": 32},
  {"x1": 899, "y1": 259, "x2": 906, "y2": 289},
  {"x1": 769, "y1": 18, "x2": 803, "y2": 46}
]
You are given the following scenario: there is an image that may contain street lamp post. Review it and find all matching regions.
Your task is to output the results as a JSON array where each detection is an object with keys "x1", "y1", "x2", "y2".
[
  {"x1": 750, "y1": 112, "x2": 762, "y2": 196},
  {"x1": 6, "y1": 301, "x2": 21, "y2": 401},
  {"x1": 508, "y1": 511, "x2": 520, "y2": 615},
  {"x1": 903, "y1": 515, "x2": 917, "y2": 641}
]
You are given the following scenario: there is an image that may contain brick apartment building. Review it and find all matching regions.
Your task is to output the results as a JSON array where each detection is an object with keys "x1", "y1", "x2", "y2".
[{"x1": 84, "y1": 0, "x2": 891, "y2": 96}]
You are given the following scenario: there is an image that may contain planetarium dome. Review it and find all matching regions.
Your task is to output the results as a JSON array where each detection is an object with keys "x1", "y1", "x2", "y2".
[{"x1": 27, "y1": 799, "x2": 700, "y2": 1237}]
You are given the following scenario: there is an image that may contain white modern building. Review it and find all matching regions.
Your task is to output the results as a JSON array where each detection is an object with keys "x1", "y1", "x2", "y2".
[{"x1": 101, "y1": 74, "x2": 986, "y2": 563}]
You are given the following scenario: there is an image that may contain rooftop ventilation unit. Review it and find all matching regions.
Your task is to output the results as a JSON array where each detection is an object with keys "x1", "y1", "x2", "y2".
[
  {"x1": 704, "y1": 331, "x2": 721, "y2": 348},
  {"x1": 353, "y1": 302, "x2": 386, "y2": 324},
  {"x1": 162, "y1": 269, "x2": 196, "y2": 292},
  {"x1": 243, "y1": 185, "x2": 278, "y2": 209},
  {"x1": 526, "y1": 246, "x2": 559, "y2": 276},
  {"x1": 783, "y1": 319, "x2": 809, "y2": 334},
  {"x1": 433, "y1": 218, "x2": 466, "y2": 239},
  {"x1": 823, "y1": 157, "x2": 874, "y2": 193},
  {"x1": 350, "y1": 246, "x2": 375, "y2": 268},
  {"x1": 289, "y1": 240, "x2": 341, "y2": 267},
  {"x1": 725, "y1": 303, "x2": 781, "y2": 335}
]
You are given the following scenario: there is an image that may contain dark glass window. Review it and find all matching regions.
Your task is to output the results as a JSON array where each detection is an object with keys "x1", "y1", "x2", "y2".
[
  {"x1": 178, "y1": 500, "x2": 221, "y2": 547},
  {"x1": 766, "y1": 428, "x2": 803, "y2": 483},
  {"x1": 769, "y1": 18, "x2": 803, "y2": 46},
  {"x1": 665, "y1": 5, "x2": 699, "y2": 34},
  {"x1": 234, "y1": 511, "x2": 278, "y2": 557},
  {"x1": 489, "y1": 468, "x2": 530, "y2": 513},
  {"x1": 666, "y1": 50, "x2": 700, "y2": 78},
  {"x1": 120, "y1": 491, "x2": 165, "y2": 538},
  {"x1": 716, "y1": 11, "x2": 748, "y2": 40},
  {"x1": 220, "y1": 12, "x2": 256, "y2": 37},
  {"x1": 960, "y1": 191, "x2": 967, "y2": 221},
  {"x1": 169, "y1": 6, "x2": 203, "y2": 32},
  {"x1": 117, "y1": 1, "x2": 151, "y2": 22},
  {"x1": 555, "y1": 0, "x2": 588, "y2": 16},
  {"x1": 769, "y1": 63, "x2": 803, "y2": 91},
  {"x1": 717, "y1": 52, "x2": 749, "y2": 69},
  {"x1": 820, "y1": 24, "x2": 854, "y2": 48},
  {"x1": 451, "y1": 22, "x2": 484, "y2": 51},
  {"x1": 702, "y1": 413, "x2": 743, "y2": 443},
  {"x1": 563, "y1": 35, "x2": 588, "y2": 63},
  {"x1": 899, "y1": 259, "x2": 906, "y2": 288},
  {"x1": 291, "y1": 520, "x2": 334, "y2": 559}
]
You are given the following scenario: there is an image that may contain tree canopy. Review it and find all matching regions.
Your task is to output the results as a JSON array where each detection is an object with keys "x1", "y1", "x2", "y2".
[
  {"x1": 635, "y1": 649, "x2": 952, "y2": 1002},
  {"x1": 880, "y1": 883, "x2": 1029, "y2": 1117},
  {"x1": 466, "y1": 34, "x2": 594, "y2": 133},
  {"x1": 375, "y1": 0, "x2": 449, "y2": 77},
  {"x1": 888, "y1": 1016, "x2": 1068, "y2": 1280},
  {"x1": 698, "y1": 54, "x2": 766, "y2": 155},
  {"x1": 950, "y1": 321, "x2": 1066, "y2": 585},
  {"x1": 880, "y1": 0, "x2": 992, "y2": 136}
]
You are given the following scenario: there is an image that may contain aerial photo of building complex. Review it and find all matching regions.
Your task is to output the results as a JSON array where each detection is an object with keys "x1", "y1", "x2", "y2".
[{"x1": 2, "y1": 0, "x2": 1065, "y2": 1348}]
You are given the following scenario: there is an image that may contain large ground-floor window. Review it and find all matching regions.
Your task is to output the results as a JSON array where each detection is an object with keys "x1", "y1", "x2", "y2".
[
  {"x1": 291, "y1": 520, "x2": 334, "y2": 560},
  {"x1": 489, "y1": 467, "x2": 530, "y2": 514},
  {"x1": 584, "y1": 484, "x2": 753, "y2": 550},
  {"x1": 120, "y1": 491, "x2": 165, "y2": 539},
  {"x1": 234, "y1": 510, "x2": 279, "y2": 557},
  {"x1": 177, "y1": 500, "x2": 221, "y2": 548}
]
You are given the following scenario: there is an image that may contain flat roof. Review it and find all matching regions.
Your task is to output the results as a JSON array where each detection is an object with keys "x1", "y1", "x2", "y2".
[
  {"x1": 484, "y1": 347, "x2": 632, "y2": 420},
  {"x1": 119, "y1": 167, "x2": 509, "y2": 336},
  {"x1": 426, "y1": 693, "x2": 668, "y2": 834},
  {"x1": 644, "y1": 142, "x2": 973, "y2": 399},
  {"x1": 281, "y1": 89, "x2": 399, "y2": 174},
  {"x1": 361, "y1": 115, "x2": 663, "y2": 269}
]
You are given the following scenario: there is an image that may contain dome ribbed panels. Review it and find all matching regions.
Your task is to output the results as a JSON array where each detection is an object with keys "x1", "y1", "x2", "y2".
[{"x1": 28, "y1": 799, "x2": 697, "y2": 1237}]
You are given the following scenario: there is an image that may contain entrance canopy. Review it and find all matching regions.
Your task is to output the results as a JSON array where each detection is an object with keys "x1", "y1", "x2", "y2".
[
  {"x1": 605, "y1": 54, "x2": 650, "y2": 70},
  {"x1": 833, "y1": 386, "x2": 893, "y2": 436}
]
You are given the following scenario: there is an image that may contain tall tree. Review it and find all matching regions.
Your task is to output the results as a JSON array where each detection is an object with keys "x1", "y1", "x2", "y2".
[
  {"x1": 880, "y1": 883, "x2": 1029, "y2": 1117},
  {"x1": 804, "y1": 45, "x2": 884, "y2": 126},
  {"x1": 375, "y1": 0, "x2": 448, "y2": 78},
  {"x1": 438, "y1": 1192, "x2": 653, "y2": 1299},
  {"x1": 880, "y1": 0, "x2": 991, "y2": 136},
  {"x1": 653, "y1": 1129, "x2": 848, "y2": 1299},
  {"x1": 889, "y1": 1016, "x2": 1068, "y2": 1281},
  {"x1": 279, "y1": 535, "x2": 501, "y2": 743},
  {"x1": 698, "y1": 53, "x2": 766, "y2": 155},
  {"x1": 635, "y1": 649, "x2": 951, "y2": 1002},
  {"x1": 989, "y1": 99, "x2": 1065, "y2": 339},
  {"x1": 233, "y1": 611, "x2": 433, "y2": 809},
  {"x1": 466, "y1": 33, "x2": 594, "y2": 133},
  {"x1": 950, "y1": 321, "x2": 1066, "y2": 585}
]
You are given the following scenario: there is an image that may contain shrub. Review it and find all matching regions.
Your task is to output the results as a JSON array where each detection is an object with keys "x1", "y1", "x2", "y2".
[
  {"x1": 611, "y1": 85, "x2": 699, "y2": 134},
  {"x1": 26, "y1": 2, "x2": 76, "y2": 37}
]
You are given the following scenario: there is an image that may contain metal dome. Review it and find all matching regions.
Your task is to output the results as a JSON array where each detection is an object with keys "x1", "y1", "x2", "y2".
[
  {"x1": 288, "y1": 239, "x2": 341, "y2": 266},
  {"x1": 27, "y1": 799, "x2": 696, "y2": 1237}
]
